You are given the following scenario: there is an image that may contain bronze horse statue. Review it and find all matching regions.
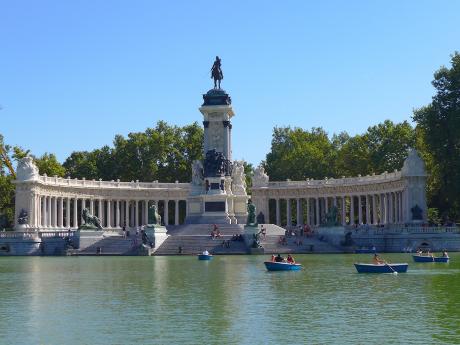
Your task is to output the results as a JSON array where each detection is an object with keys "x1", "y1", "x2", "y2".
[{"x1": 211, "y1": 56, "x2": 223, "y2": 89}]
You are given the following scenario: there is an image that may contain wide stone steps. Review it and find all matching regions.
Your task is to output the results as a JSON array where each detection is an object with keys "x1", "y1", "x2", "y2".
[
  {"x1": 154, "y1": 235, "x2": 249, "y2": 255},
  {"x1": 76, "y1": 235, "x2": 138, "y2": 255},
  {"x1": 166, "y1": 224, "x2": 245, "y2": 236},
  {"x1": 260, "y1": 235, "x2": 342, "y2": 254}
]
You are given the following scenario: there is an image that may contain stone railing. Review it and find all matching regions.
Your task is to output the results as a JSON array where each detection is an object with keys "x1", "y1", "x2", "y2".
[
  {"x1": 36, "y1": 175, "x2": 191, "y2": 190},
  {"x1": 346, "y1": 225, "x2": 460, "y2": 235},
  {"x1": 38, "y1": 231, "x2": 77, "y2": 238},
  {"x1": 259, "y1": 170, "x2": 402, "y2": 189},
  {"x1": 0, "y1": 231, "x2": 38, "y2": 239}
]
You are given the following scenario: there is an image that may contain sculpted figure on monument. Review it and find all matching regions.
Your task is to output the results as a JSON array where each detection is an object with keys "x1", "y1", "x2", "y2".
[
  {"x1": 411, "y1": 204, "x2": 423, "y2": 221},
  {"x1": 211, "y1": 56, "x2": 224, "y2": 89},
  {"x1": 232, "y1": 161, "x2": 246, "y2": 195},
  {"x1": 16, "y1": 156, "x2": 39, "y2": 181},
  {"x1": 203, "y1": 149, "x2": 231, "y2": 177},
  {"x1": 80, "y1": 208, "x2": 103, "y2": 230},
  {"x1": 17, "y1": 209, "x2": 28, "y2": 225},
  {"x1": 247, "y1": 201, "x2": 256, "y2": 225},
  {"x1": 253, "y1": 165, "x2": 269, "y2": 187},
  {"x1": 148, "y1": 204, "x2": 161, "y2": 226},
  {"x1": 191, "y1": 160, "x2": 203, "y2": 185}
]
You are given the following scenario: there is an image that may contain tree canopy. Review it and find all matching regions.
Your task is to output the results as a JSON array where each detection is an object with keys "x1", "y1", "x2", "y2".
[{"x1": 413, "y1": 52, "x2": 460, "y2": 219}]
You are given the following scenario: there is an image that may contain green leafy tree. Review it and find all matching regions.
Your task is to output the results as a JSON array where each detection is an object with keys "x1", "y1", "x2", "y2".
[
  {"x1": 0, "y1": 175, "x2": 15, "y2": 228},
  {"x1": 34, "y1": 153, "x2": 66, "y2": 177},
  {"x1": 413, "y1": 52, "x2": 460, "y2": 219}
]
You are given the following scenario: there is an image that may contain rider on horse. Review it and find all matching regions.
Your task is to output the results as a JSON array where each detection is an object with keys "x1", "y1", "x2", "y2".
[{"x1": 211, "y1": 56, "x2": 224, "y2": 89}]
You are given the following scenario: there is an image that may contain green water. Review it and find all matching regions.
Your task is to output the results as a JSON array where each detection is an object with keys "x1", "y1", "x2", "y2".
[{"x1": 0, "y1": 254, "x2": 459, "y2": 345}]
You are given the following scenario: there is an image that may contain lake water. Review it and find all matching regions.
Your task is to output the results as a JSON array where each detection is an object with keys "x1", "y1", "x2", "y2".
[{"x1": 0, "y1": 254, "x2": 459, "y2": 345}]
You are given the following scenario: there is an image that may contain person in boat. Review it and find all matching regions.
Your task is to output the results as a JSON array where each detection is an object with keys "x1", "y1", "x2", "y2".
[
  {"x1": 202, "y1": 250, "x2": 209, "y2": 256},
  {"x1": 372, "y1": 254, "x2": 385, "y2": 265},
  {"x1": 442, "y1": 250, "x2": 449, "y2": 258},
  {"x1": 287, "y1": 254, "x2": 295, "y2": 264},
  {"x1": 274, "y1": 254, "x2": 284, "y2": 262},
  {"x1": 271, "y1": 254, "x2": 276, "y2": 262}
]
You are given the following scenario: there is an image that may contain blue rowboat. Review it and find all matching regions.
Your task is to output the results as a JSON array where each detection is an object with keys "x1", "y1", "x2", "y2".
[
  {"x1": 412, "y1": 255, "x2": 449, "y2": 263},
  {"x1": 198, "y1": 254, "x2": 213, "y2": 260},
  {"x1": 264, "y1": 261, "x2": 302, "y2": 271},
  {"x1": 354, "y1": 263, "x2": 408, "y2": 273}
]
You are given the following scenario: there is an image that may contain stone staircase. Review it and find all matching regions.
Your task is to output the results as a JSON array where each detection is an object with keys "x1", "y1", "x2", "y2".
[
  {"x1": 73, "y1": 232, "x2": 139, "y2": 255},
  {"x1": 260, "y1": 235, "x2": 343, "y2": 254},
  {"x1": 154, "y1": 224, "x2": 248, "y2": 255}
]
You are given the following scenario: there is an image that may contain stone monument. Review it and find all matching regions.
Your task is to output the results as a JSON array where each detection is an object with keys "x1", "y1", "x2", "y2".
[{"x1": 185, "y1": 57, "x2": 249, "y2": 224}]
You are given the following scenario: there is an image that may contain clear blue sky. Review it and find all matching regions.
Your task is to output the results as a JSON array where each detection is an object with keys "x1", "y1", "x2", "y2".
[{"x1": 1, "y1": 1, "x2": 459, "y2": 167}]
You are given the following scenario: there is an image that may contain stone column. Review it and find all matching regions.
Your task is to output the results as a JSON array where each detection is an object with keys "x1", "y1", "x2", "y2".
[
  {"x1": 59, "y1": 197, "x2": 64, "y2": 228},
  {"x1": 98, "y1": 199, "x2": 103, "y2": 226},
  {"x1": 315, "y1": 198, "x2": 320, "y2": 226},
  {"x1": 175, "y1": 200, "x2": 179, "y2": 225},
  {"x1": 358, "y1": 195, "x2": 362, "y2": 225},
  {"x1": 73, "y1": 197, "x2": 78, "y2": 228},
  {"x1": 350, "y1": 196, "x2": 355, "y2": 225},
  {"x1": 342, "y1": 196, "x2": 346, "y2": 226},
  {"x1": 52, "y1": 197, "x2": 57, "y2": 228},
  {"x1": 144, "y1": 200, "x2": 149, "y2": 225},
  {"x1": 324, "y1": 197, "x2": 329, "y2": 214},
  {"x1": 286, "y1": 199, "x2": 291, "y2": 227},
  {"x1": 66, "y1": 197, "x2": 71, "y2": 228},
  {"x1": 382, "y1": 194, "x2": 388, "y2": 224},
  {"x1": 42, "y1": 196, "x2": 46, "y2": 227},
  {"x1": 107, "y1": 200, "x2": 112, "y2": 228},
  {"x1": 48, "y1": 196, "x2": 52, "y2": 228},
  {"x1": 90, "y1": 199, "x2": 94, "y2": 215},
  {"x1": 223, "y1": 121, "x2": 229, "y2": 159},
  {"x1": 135, "y1": 200, "x2": 139, "y2": 227},
  {"x1": 275, "y1": 199, "x2": 281, "y2": 226},
  {"x1": 125, "y1": 200, "x2": 130, "y2": 227},
  {"x1": 164, "y1": 200, "x2": 169, "y2": 226},
  {"x1": 116, "y1": 200, "x2": 120, "y2": 228},
  {"x1": 372, "y1": 195, "x2": 377, "y2": 225},
  {"x1": 296, "y1": 199, "x2": 302, "y2": 225},
  {"x1": 365, "y1": 195, "x2": 370, "y2": 225},
  {"x1": 305, "y1": 198, "x2": 310, "y2": 225},
  {"x1": 389, "y1": 193, "x2": 393, "y2": 224},
  {"x1": 81, "y1": 199, "x2": 86, "y2": 224}
]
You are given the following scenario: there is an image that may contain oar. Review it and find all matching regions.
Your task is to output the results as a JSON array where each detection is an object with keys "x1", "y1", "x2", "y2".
[{"x1": 384, "y1": 261, "x2": 398, "y2": 275}]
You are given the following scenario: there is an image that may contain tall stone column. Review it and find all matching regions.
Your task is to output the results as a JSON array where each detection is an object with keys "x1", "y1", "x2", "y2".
[
  {"x1": 342, "y1": 196, "x2": 346, "y2": 226},
  {"x1": 350, "y1": 196, "x2": 355, "y2": 225},
  {"x1": 389, "y1": 193, "x2": 394, "y2": 224},
  {"x1": 175, "y1": 200, "x2": 179, "y2": 225},
  {"x1": 315, "y1": 198, "x2": 320, "y2": 226},
  {"x1": 276, "y1": 199, "x2": 281, "y2": 226},
  {"x1": 52, "y1": 197, "x2": 57, "y2": 228},
  {"x1": 324, "y1": 197, "x2": 329, "y2": 214},
  {"x1": 73, "y1": 197, "x2": 78, "y2": 228},
  {"x1": 125, "y1": 200, "x2": 130, "y2": 227},
  {"x1": 48, "y1": 196, "x2": 52, "y2": 228},
  {"x1": 164, "y1": 200, "x2": 169, "y2": 226},
  {"x1": 90, "y1": 199, "x2": 94, "y2": 215},
  {"x1": 59, "y1": 197, "x2": 64, "y2": 228},
  {"x1": 296, "y1": 199, "x2": 302, "y2": 225},
  {"x1": 98, "y1": 199, "x2": 103, "y2": 226},
  {"x1": 81, "y1": 199, "x2": 86, "y2": 224},
  {"x1": 286, "y1": 199, "x2": 292, "y2": 227},
  {"x1": 365, "y1": 195, "x2": 370, "y2": 225},
  {"x1": 372, "y1": 195, "x2": 377, "y2": 225},
  {"x1": 41, "y1": 196, "x2": 46, "y2": 228},
  {"x1": 107, "y1": 200, "x2": 112, "y2": 228},
  {"x1": 382, "y1": 194, "x2": 388, "y2": 224},
  {"x1": 135, "y1": 200, "x2": 139, "y2": 227},
  {"x1": 116, "y1": 200, "x2": 120, "y2": 228},
  {"x1": 306, "y1": 198, "x2": 310, "y2": 225},
  {"x1": 66, "y1": 197, "x2": 71, "y2": 228},
  {"x1": 144, "y1": 200, "x2": 149, "y2": 225},
  {"x1": 358, "y1": 195, "x2": 362, "y2": 225}
]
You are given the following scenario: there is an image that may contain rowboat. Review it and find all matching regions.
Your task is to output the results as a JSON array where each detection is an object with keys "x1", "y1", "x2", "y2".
[
  {"x1": 198, "y1": 254, "x2": 213, "y2": 260},
  {"x1": 354, "y1": 263, "x2": 408, "y2": 273},
  {"x1": 264, "y1": 261, "x2": 302, "y2": 271},
  {"x1": 412, "y1": 255, "x2": 449, "y2": 263}
]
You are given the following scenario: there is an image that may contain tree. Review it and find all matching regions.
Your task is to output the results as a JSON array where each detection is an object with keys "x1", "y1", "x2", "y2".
[
  {"x1": 0, "y1": 175, "x2": 15, "y2": 228},
  {"x1": 34, "y1": 153, "x2": 66, "y2": 177},
  {"x1": 265, "y1": 126, "x2": 337, "y2": 181},
  {"x1": 413, "y1": 52, "x2": 460, "y2": 219}
]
